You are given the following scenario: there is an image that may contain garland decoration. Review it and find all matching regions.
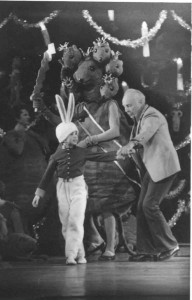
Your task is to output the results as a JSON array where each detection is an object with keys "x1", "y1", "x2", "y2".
[
  {"x1": 0, "y1": 16, "x2": 9, "y2": 29},
  {"x1": 168, "y1": 199, "x2": 188, "y2": 228},
  {"x1": 0, "y1": 10, "x2": 60, "y2": 29},
  {"x1": 171, "y1": 10, "x2": 192, "y2": 32},
  {"x1": 164, "y1": 179, "x2": 186, "y2": 200},
  {"x1": 82, "y1": 10, "x2": 167, "y2": 48},
  {"x1": 175, "y1": 134, "x2": 191, "y2": 151}
]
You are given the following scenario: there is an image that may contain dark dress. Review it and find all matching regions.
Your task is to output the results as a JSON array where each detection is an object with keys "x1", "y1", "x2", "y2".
[{"x1": 76, "y1": 100, "x2": 137, "y2": 215}]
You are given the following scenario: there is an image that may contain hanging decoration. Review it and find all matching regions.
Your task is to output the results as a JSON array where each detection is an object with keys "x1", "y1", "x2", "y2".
[
  {"x1": 0, "y1": 10, "x2": 60, "y2": 29},
  {"x1": 164, "y1": 179, "x2": 186, "y2": 200},
  {"x1": 108, "y1": 10, "x2": 115, "y2": 22},
  {"x1": 82, "y1": 10, "x2": 191, "y2": 48},
  {"x1": 121, "y1": 81, "x2": 129, "y2": 92},
  {"x1": 82, "y1": 10, "x2": 167, "y2": 48},
  {"x1": 173, "y1": 57, "x2": 184, "y2": 91},
  {"x1": 30, "y1": 19, "x2": 56, "y2": 112},
  {"x1": 175, "y1": 134, "x2": 191, "y2": 151},
  {"x1": 168, "y1": 199, "x2": 187, "y2": 228},
  {"x1": 141, "y1": 21, "x2": 150, "y2": 57},
  {"x1": 39, "y1": 22, "x2": 56, "y2": 59},
  {"x1": 0, "y1": 15, "x2": 9, "y2": 29},
  {"x1": 39, "y1": 22, "x2": 51, "y2": 46},
  {"x1": 171, "y1": 10, "x2": 192, "y2": 32}
]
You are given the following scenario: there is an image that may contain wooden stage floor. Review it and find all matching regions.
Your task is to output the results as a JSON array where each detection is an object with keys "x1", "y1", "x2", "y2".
[{"x1": 0, "y1": 245, "x2": 190, "y2": 300}]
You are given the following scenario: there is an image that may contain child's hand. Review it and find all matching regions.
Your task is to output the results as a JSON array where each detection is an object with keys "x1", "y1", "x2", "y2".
[
  {"x1": 115, "y1": 153, "x2": 125, "y2": 160},
  {"x1": 32, "y1": 195, "x2": 40, "y2": 207},
  {"x1": 77, "y1": 139, "x2": 88, "y2": 148}
]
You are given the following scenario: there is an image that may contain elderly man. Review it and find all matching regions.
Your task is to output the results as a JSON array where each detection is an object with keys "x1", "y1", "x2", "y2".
[{"x1": 117, "y1": 89, "x2": 181, "y2": 261}]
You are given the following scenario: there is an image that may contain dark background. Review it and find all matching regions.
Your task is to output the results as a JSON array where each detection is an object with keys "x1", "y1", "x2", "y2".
[
  {"x1": 0, "y1": 1, "x2": 190, "y2": 253},
  {"x1": 0, "y1": 1, "x2": 191, "y2": 103}
]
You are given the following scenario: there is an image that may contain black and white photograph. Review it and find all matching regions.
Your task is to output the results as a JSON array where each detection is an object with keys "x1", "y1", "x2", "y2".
[{"x1": 0, "y1": 1, "x2": 191, "y2": 300}]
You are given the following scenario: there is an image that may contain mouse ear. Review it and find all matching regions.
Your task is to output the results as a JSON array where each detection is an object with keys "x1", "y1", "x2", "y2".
[
  {"x1": 67, "y1": 93, "x2": 75, "y2": 122},
  {"x1": 55, "y1": 94, "x2": 67, "y2": 123}
]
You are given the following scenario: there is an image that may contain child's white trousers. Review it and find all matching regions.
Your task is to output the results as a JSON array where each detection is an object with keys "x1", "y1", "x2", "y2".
[{"x1": 56, "y1": 175, "x2": 87, "y2": 259}]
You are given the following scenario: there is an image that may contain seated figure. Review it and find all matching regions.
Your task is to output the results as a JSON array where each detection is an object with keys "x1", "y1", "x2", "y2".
[{"x1": 0, "y1": 181, "x2": 37, "y2": 261}]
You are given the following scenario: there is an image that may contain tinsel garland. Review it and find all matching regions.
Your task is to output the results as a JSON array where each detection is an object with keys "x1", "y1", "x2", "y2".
[
  {"x1": 0, "y1": 16, "x2": 9, "y2": 29},
  {"x1": 0, "y1": 10, "x2": 60, "y2": 29},
  {"x1": 168, "y1": 199, "x2": 187, "y2": 228},
  {"x1": 175, "y1": 134, "x2": 191, "y2": 151},
  {"x1": 171, "y1": 10, "x2": 192, "y2": 32},
  {"x1": 82, "y1": 10, "x2": 168, "y2": 48},
  {"x1": 164, "y1": 179, "x2": 186, "y2": 200}
]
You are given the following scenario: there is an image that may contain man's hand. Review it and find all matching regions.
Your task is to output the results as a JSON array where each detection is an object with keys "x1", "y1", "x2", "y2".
[
  {"x1": 32, "y1": 195, "x2": 40, "y2": 208},
  {"x1": 116, "y1": 141, "x2": 136, "y2": 159}
]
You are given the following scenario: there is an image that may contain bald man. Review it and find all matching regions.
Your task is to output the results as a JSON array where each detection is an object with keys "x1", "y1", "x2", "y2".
[{"x1": 117, "y1": 89, "x2": 181, "y2": 261}]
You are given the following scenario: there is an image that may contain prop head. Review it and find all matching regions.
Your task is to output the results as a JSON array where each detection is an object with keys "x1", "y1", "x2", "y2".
[
  {"x1": 170, "y1": 104, "x2": 183, "y2": 132},
  {"x1": 93, "y1": 38, "x2": 111, "y2": 64},
  {"x1": 58, "y1": 43, "x2": 82, "y2": 71},
  {"x1": 73, "y1": 55, "x2": 103, "y2": 87},
  {"x1": 100, "y1": 74, "x2": 119, "y2": 100},
  {"x1": 105, "y1": 51, "x2": 123, "y2": 77}
]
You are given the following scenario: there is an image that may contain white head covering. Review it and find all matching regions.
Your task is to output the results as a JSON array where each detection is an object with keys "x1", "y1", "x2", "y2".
[
  {"x1": 56, "y1": 122, "x2": 78, "y2": 143},
  {"x1": 55, "y1": 93, "x2": 78, "y2": 143}
]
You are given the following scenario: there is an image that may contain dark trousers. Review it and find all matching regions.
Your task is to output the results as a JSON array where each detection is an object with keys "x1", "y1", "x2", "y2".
[{"x1": 136, "y1": 171, "x2": 178, "y2": 254}]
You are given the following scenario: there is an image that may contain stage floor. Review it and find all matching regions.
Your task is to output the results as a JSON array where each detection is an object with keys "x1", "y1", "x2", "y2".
[{"x1": 0, "y1": 244, "x2": 190, "y2": 300}]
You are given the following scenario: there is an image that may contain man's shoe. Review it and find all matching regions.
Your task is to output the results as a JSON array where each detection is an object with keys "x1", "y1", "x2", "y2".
[{"x1": 158, "y1": 246, "x2": 179, "y2": 261}]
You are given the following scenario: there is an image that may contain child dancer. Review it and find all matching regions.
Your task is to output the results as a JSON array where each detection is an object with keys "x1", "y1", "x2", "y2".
[{"x1": 32, "y1": 93, "x2": 117, "y2": 265}]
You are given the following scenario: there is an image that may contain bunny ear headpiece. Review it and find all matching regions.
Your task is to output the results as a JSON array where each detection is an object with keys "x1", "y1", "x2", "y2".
[
  {"x1": 55, "y1": 93, "x2": 75, "y2": 123},
  {"x1": 55, "y1": 93, "x2": 78, "y2": 143}
]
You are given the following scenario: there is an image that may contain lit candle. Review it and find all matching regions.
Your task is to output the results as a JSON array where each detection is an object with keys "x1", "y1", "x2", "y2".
[
  {"x1": 46, "y1": 43, "x2": 56, "y2": 60},
  {"x1": 141, "y1": 21, "x2": 150, "y2": 57},
  {"x1": 39, "y1": 22, "x2": 51, "y2": 47},
  {"x1": 108, "y1": 10, "x2": 115, "y2": 21},
  {"x1": 121, "y1": 81, "x2": 129, "y2": 92},
  {"x1": 176, "y1": 58, "x2": 184, "y2": 91}
]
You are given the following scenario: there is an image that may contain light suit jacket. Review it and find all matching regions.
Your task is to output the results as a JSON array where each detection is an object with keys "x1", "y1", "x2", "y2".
[{"x1": 130, "y1": 105, "x2": 181, "y2": 182}]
